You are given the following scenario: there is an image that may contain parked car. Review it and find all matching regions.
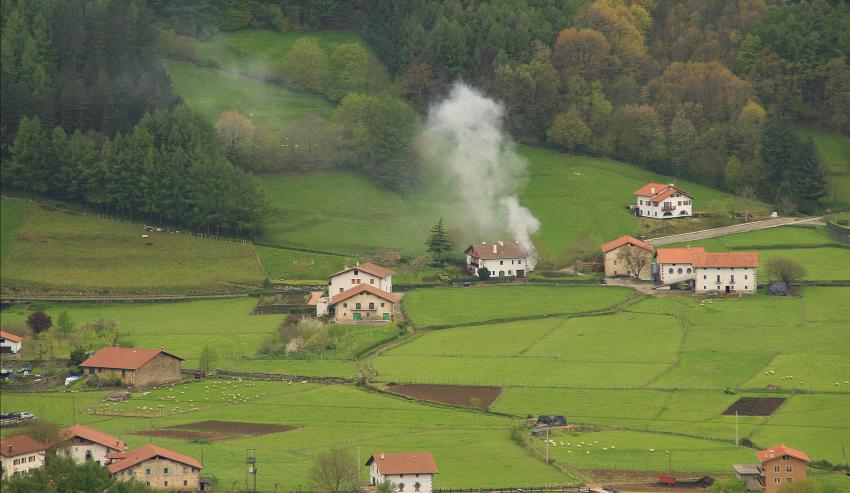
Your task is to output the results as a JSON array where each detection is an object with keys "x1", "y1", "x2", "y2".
[
  {"x1": 16, "y1": 412, "x2": 35, "y2": 420},
  {"x1": 0, "y1": 412, "x2": 16, "y2": 420}
]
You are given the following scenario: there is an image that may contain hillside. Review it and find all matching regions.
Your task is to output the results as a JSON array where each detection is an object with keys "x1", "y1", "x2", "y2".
[
  {"x1": 798, "y1": 128, "x2": 850, "y2": 210},
  {"x1": 0, "y1": 199, "x2": 266, "y2": 295}
]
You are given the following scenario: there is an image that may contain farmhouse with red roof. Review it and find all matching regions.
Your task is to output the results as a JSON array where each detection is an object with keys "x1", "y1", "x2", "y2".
[
  {"x1": 108, "y1": 444, "x2": 204, "y2": 491},
  {"x1": 80, "y1": 347, "x2": 183, "y2": 387},
  {"x1": 315, "y1": 262, "x2": 399, "y2": 322},
  {"x1": 59, "y1": 424, "x2": 127, "y2": 466},
  {"x1": 0, "y1": 330, "x2": 23, "y2": 354},
  {"x1": 601, "y1": 235, "x2": 655, "y2": 280},
  {"x1": 633, "y1": 182, "x2": 693, "y2": 219},
  {"x1": 655, "y1": 247, "x2": 758, "y2": 294},
  {"x1": 733, "y1": 444, "x2": 810, "y2": 493},
  {"x1": 1, "y1": 434, "x2": 46, "y2": 477},
  {"x1": 366, "y1": 451, "x2": 438, "y2": 493},
  {"x1": 465, "y1": 240, "x2": 535, "y2": 278}
]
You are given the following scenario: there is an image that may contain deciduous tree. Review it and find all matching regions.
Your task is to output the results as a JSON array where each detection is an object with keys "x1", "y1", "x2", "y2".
[{"x1": 308, "y1": 448, "x2": 359, "y2": 493}]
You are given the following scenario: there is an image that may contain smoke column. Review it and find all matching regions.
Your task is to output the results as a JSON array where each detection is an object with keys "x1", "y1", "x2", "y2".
[{"x1": 423, "y1": 82, "x2": 541, "y2": 253}]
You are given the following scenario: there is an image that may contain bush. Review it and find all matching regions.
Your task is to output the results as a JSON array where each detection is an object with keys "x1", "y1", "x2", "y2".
[{"x1": 478, "y1": 267, "x2": 491, "y2": 280}]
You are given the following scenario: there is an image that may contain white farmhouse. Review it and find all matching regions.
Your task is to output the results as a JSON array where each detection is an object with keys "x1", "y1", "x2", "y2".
[
  {"x1": 366, "y1": 451, "x2": 438, "y2": 493},
  {"x1": 634, "y1": 183, "x2": 693, "y2": 219},
  {"x1": 656, "y1": 247, "x2": 704, "y2": 286},
  {"x1": 465, "y1": 241, "x2": 534, "y2": 278},
  {"x1": 0, "y1": 331, "x2": 22, "y2": 354},
  {"x1": 315, "y1": 262, "x2": 395, "y2": 319},
  {"x1": 1, "y1": 435, "x2": 46, "y2": 478},
  {"x1": 59, "y1": 424, "x2": 127, "y2": 466},
  {"x1": 694, "y1": 252, "x2": 758, "y2": 294}
]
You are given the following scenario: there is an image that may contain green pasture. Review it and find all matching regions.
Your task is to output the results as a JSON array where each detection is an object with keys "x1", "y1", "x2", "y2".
[
  {"x1": 647, "y1": 351, "x2": 775, "y2": 390},
  {"x1": 0, "y1": 383, "x2": 574, "y2": 490},
  {"x1": 0, "y1": 198, "x2": 27, "y2": 265},
  {"x1": 254, "y1": 244, "x2": 353, "y2": 281},
  {"x1": 401, "y1": 285, "x2": 635, "y2": 327},
  {"x1": 669, "y1": 225, "x2": 850, "y2": 281},
  {"x1": 799, "y1": 127, "x2": 850, "y2": 210},
  {"x1": 743, "y1": 354, "x2": 850, "y2": 393},
  {"x1": 0, "y1": 202, "x2": 266, "y2": 295},
  {"x1": 164, "y1": 59, "x2": 333, "y2": 135}
]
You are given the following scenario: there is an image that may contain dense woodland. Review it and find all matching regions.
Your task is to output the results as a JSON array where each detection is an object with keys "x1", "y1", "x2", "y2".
[{"x1": 2, "y1": 0, "x2": 849, "y2": 234}]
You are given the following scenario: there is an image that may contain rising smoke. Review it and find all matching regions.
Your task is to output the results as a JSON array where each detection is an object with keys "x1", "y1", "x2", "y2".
[{"x1": 422, "y1": 83, "x2": 541, "y2": 254}]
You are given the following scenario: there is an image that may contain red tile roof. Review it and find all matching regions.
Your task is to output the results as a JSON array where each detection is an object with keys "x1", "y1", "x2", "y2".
[
  {"x1": 694, "y1": 252, "x2": 758, "y2": 268},
  {"x1": 1, "y1": 435, "x2": 47, "y2": 457},
  {"x1": 61, "y1": 424, "x2": 125, "y2": 451},
  {"x1": 633, "y1": 183, "x2": 691, "y2": 200},
  {"x1": 0, "y1": 330, "x2": 23, "y2": 343},
  {"x1": 601, "y1": 235, "x2": 654, "y2": 254},
  {"x1": 757, "y1": 445, "x2": 811, "y2": 463},
  {"x1": 331, "y1": 263, "x2": 394, "y2": 279},
  {"x1": 466, "y1": 241, "x2": 530, "y2": 260},
  {"x1": 366, "y1": 452, "x2": 439, "y2": 474},
  {"x1": 331, "y1": 284, "x2": 398, "y2": 305},
  {"x1": 107, "y1": 444, "x2": 202, "y2": 474},
  {"x1": 656, "y1": 247, "x2": 704, "y2": 264},
  {"x1": 80, "y1": 347, "x2": 183, "y2": 370}
]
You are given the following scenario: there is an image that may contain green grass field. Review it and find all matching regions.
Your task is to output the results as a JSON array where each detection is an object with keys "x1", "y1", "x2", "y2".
[
  {"x1": 254, "y1": 244, "x2": 353, "y2": 281},
  {"x1": 669, "y1": 225, "x2": 850, "y2": 281},
  {"x1": 164, "y1": 59, "x2": 333, "y2": 135},
  {"x1": 799, "y1": 127, "x2": 850, "y2": 210},
  {"x1": 0, "y1": 201, "x2": 266, "y2": 295},
  {"x1": 0, "y1": 198, "x2": 27, "y2": 265},
  {"x1": 1, "y1": 383, "x2": 575, "y2": 490},
  {"x1": 401, "y1": 285, "x2": 635, "y2": 327}
]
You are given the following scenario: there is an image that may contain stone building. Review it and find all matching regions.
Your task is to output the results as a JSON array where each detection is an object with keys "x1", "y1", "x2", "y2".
[
  {"x1": 108, "y1": 444, "x2": 204, "y2": 491},
  {"x1": 80, "y1": 347, "x2": 183, "y2": 387}
]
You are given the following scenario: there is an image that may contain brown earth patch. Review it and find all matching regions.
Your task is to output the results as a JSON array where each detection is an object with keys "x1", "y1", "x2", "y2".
[
  {"x1": 385, "y1": 384, "x2": 502, "y2": 409},
  {"x1": 133, "y1": 421, "x2": 298, "y2": 442},
  {"x1": 723, "y1": 397, "x2": 785, "y2": 416}
]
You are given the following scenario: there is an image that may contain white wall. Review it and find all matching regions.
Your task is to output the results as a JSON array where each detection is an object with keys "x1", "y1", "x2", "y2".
[
  {"x1": 329, "y1": 269, "x2": 392, "y2": 296},
  {"x1": 370, "y1": 466, "x2": 433, "y2": 493},
  {"x1": 659, "y1": 263, "x2": 696, "y2": 284},
  {"x1": 467, "y1": 257, "x2": 531, "y2": 277},
  {"x1": 1, "y1": 451, "x2": 45, "y2": 477},
  {"x1": 695, "y1": 267, "x2": 757, "y2": 293},
  {"x1": 60, "y1": 442, "x2": 113, "y2": 466},
  {"x1": 0, "y1": 340, "x2": 21, "y2": 354},
  {"x1": 636, "y1": 193, "x2": 693, "y2": 219}
]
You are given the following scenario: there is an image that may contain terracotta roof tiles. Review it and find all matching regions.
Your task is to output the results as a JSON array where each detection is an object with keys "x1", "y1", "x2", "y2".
[
  {"x1": 465, "y1": 242, "x2": 530, "y2": 260},
  {"x1": 656, "y1": 247, "x2": 704, "y2": 264},
  {"x1": 61, "y1": 424, "x2": 125, "y2": 452},
  {"x1": 756, "y1": 444, "x2": 810, "y2": 463},
  {"x1": 331, "y1": 284, "x2": 398, "y2": 305},
  {"x1": 601, "y1": 235, "x2": 654, "y2": 253},
  {"x1": 107, "y1": 444, "x2": 202, "y2": 474},
  {"x1": 80, "y1": 347, "x2": 183, "y2": 370},
  {"x1": 331, "y1": 263, "x2": 394, "y2": 279},
  {"x1": 0, "y1": 330, "x2": 23, "y2": 343},
  {"x1": 1, "y1": 435, "x2": 47, "y2": 457},
  {"x1": 366, "y1": 451, "x2": 439, "y2": 474}
]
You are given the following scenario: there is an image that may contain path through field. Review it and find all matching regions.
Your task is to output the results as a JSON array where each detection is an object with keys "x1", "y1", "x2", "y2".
[{"x1": 646, "y1": 216, "x2": 822, "y2": 246}]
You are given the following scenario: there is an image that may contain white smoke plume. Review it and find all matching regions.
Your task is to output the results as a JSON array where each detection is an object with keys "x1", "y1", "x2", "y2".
[{"x1": 423, "y1": 83, "x2": 541, "y2": 254}]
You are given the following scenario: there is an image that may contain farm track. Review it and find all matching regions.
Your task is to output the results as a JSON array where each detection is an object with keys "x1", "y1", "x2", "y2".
[{"x1": 646, "y1": 216, "x2": 822, "y2": 246}]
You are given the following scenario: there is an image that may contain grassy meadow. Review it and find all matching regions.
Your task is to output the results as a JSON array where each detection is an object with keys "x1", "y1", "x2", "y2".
[
  {"x1": 0, "y1": 201, "x2": 266, "y2": 295},
  {"x1": 0, "y1": 198, "x2": 27, "y2": 265},
  {"x1": 799, "y1": 127, "x2": 850, "y2": 210},
  {"x1": 254, "y1": 244, "x2": 354, "y2": 281}
]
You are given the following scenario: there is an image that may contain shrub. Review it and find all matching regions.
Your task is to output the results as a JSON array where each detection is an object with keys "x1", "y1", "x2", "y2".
[{"x1": 478, "y1": 267, "x2": 491, "y2": 280}]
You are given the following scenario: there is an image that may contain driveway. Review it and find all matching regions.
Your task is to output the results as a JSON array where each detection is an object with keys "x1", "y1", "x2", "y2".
[{"x1": 645, "y1": 216, "x2": 821, "y2": 246}]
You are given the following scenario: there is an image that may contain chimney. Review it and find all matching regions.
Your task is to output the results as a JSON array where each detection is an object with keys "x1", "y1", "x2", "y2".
[
  {"x1": 380, "y1": 452, "x2": 385, "y2": 460},
  {"x1": 492, "y1": 244, "x2": 498, "y2": 254},
  {"x1": 8, "y1": 445, "x2": 12, "y2": 454},
  {"x1": 481, "y1": 241, "x2": 486, "y2": 244},
  {"x1": 498, "y1": 241, "x2": 504, "y2": 246},
  {"x1": 650, "y1": 187, "x2": 656, "y2": 194},
  {"x1": 668, "y1": 183, "x2": 675, "y2": 188}
]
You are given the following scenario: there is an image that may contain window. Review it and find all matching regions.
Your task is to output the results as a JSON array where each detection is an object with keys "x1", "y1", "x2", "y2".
[
  {"x1": 787, "y1": 478, "x2": 793, "y2": 483},
  {"x1": 744, "y1": 275, "x2": 748, "y2": 279},
  {"x1": 668, "y1": 268, "x2": 674, "y2": 274},
  {"x1": 398, "y1": 483, "x2": 405, "y2": 492},
  {"x1": 146, "y1": 468, "x2": 151, "y2": 475},
  {"x1": 677, "y1": 268, "x2": 683, "y2": 274},
  {"x1": 343, "y1": 303, "x2": 348, "y2": 308},
  {"x1": 339, "y1": 288, "x2": 344, "y2": 293},
  {"x1": 517, "y1": 259, "x2": 522, "y2": 264},
  {"x1": 500, "y1": 260, "x2": 504, "y2": 265},
  {"x1": 29, "y1": 456, "x2": 35, "y2": 463},
  {"x1": 381, "y1": 303, "x2": 385, "y2": 307},
  {"x1": 164, "y1": 467, "x2": 169, "y2": 474},
  {"x1": 184, "y1": 480, "x2": 189, "y2": 486},
  {"x1": 774, "y1": 478, "x2": 781, "y2": 484},
  {"x1": 164, "y1": 481, "x2": 168, "y2": 487},
  {"x1": 356, "y1": 279, "x2": 361, "y2": 284},
  {"x1": 354, "y1": 270, "x2": 359, "y2": 275},
  {"x1": 786, "y1": 466, "x2": 793, "y2": 472},
  {"x1": 703, "y1": 275, "x2": 707, "y2": 279},
  {"x1": 716, "y1": 275, "x2": 721, "y2": 282},
  {"x1": 368, "y1": 302, "x2": 375, "y2": 310},
  {"x1": 355, "y1": 303, "x2": 362, "y2": 310},
  {"x1": 370, "y1": 278, "x2": 375, "y2": 284},
  {"x1": 508, "y1": 270, "x2": 512, "y2": 275},
  {"x1": 415, "y1": 482, "x2": 421, "y2": 491},
  {"x1": 774, "y1": 466, "x2": 780, "y2": 473},
  {"x1": 745, "y1": 286, "x2": 748, "y2": 290},
  {"x1": 686, "y1": 268, "x2": 692, "y2": 274},
  {"x1": 703, "y1": 286, "x2": 707, "y2": 289},
  {"x1": 351, "y1": 279, "x2": 356, "y2": 285}
]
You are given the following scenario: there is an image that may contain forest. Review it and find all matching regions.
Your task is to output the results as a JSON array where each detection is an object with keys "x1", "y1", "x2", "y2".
[{"x1": 2, "y1": 0, "x2": 848, "y2": 233}]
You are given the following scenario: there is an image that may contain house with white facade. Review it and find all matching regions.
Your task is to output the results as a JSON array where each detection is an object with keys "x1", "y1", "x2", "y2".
[
  {"x1": 315, "y1": 262, "x2": 396, "y2": 321},
  {"x1": 0, "y1": 331, "x2": 22, "y2": 354},
  {"x1": 656, "y1": 247, "x2": 704, "y2": 286},
  {"x1": 634, "y1": 183, "x2": 693, "y2": 219},
  {"x1": 694, "y1": 252, "x2": 758, "y2": 294},
  {"x1": 465, "y1": 241, "x2": 534, "y2": 278},
  {"x1": 366, "y1": 451, "x2": 438, "y2": 493},
  {"x1": 59, "y1": 424, "x2": 127, "y2": 466},
  {"x1": 1, "y1": 435, "x2": 46, "y2": 478}
]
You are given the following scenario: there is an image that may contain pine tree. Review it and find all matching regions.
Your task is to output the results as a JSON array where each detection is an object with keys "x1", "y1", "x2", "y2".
[
  {"x1": 426, "y1": 218, "x2": 452, "y2": 265},
  {"x1": 788, "y1": 139, "x2": 827, "y2": 213}
]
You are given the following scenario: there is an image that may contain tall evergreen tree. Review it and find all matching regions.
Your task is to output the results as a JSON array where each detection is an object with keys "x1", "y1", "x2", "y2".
[{"x1": 426, "y1": 218, "x2": 452, "y2": 265}]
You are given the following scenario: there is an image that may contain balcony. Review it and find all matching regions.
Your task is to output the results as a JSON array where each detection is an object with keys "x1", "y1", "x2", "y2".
[{"x1": 661, "y1": 204, "x2": 676, "y2": 212}]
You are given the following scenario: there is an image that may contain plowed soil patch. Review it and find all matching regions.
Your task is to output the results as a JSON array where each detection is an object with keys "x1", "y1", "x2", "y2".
[
  {"x1": 723, "y1": 397, "x2": 785, "y2": 416},
  {"x1": 386, "y1": 384, "x2": 502, "y2": 409},
  {"x1": 133, "y1": 421, "x2": 298, "y2": 441},
  {"x1": 134, "y1": 429, "x2": 244, "y2": 441}
]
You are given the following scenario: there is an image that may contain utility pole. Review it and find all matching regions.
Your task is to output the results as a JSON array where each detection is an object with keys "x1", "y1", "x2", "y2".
[
  {"x1": 357, "y1": 446, "x2": 361, "y2": 488},
  {"x1": 246, "y1": 448, "x2": 257, "y2": 492},
  {"x1": 546, "y1": 428, "x2": 549, "y2": 464}
]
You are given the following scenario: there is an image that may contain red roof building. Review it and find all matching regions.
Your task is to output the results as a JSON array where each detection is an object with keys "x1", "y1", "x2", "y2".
[
  {"x1": 80, "y1": 347, "x2": 183, "y2": 387},
  {"x1": 601, "y1": 235, "x2": 654, "y2": 254},
  {"x1": 756, "y1": 444, "x2": 810, "y2": 493},
  {"x1": 601, "y1": 235, "x2": 655, "y2": 280},
  {"x1": 367, "y1": 452, "x2": 438, "y2": 493},
  {"x1": 633, "y1": 183, "x2": 693, "y2": 219},
  {"x1": 0, "y1": 330, "x2": 23, "y2": 354},
  {"x1": 329, "y1": 284, "x2": 398, "y2": 323},
  {"x1": 1, "y1": 435, "x2": 47, "y2": 477},
  {"x1": 60, "y1": 424, "x2": 126, "y2": 466},
  {"x1": 108, "y1": 444, "x2": 203, "y2": 490}
]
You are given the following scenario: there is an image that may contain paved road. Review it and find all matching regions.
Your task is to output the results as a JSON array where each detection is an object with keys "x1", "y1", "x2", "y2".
[{"x1": 646, "y1": 216, "x2": 822, "y2": 246}]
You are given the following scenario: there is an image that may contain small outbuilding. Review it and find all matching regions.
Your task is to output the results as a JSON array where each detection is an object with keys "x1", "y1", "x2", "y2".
[
  {"x1": 0, "y1": 331, "x2": 23, "y2": 354},
  {"x1": 601, "y1": 235, "x2": 654, "y2": 280},
  {"x1": 366, "y1": 452, "x2": 438, "y2": 493},
  {"x1": 80, "y1": 347, "x2": 183, "y2": 387}
]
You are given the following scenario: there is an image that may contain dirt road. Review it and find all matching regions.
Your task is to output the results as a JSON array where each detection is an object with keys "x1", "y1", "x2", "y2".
[{"x1": 645, "y1": 216, "x2": 821, "y2": 246}]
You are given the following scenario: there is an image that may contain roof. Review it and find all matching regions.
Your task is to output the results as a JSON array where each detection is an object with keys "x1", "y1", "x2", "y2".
[
  {"x1": 1, "y1": 434, "x2": 47, "y2": 457},
  {"x1": 633, "y1": 183, "x2": 692, "y2": 200},
  {"x1": 61, "y1": 424, "x2": 125, "y2": 451},
  {"x1": 465, "y1": 241, "x2": 530, "y2": 260},
  {"x1": 757, "y1": 445, "x2": 811, "y2": 463},
  {"x1": 0, "y1": 330, "x2": 23, "y2": 343},
  {"x1": 331, "y1": 284, "x2": 399, "y2": 305},
  {"x1": 694, "y1": 252, "x2": 759, "y2": 268},
  {"x1": 732, "y1": 464, "x2": 761, "y2": 475},
  {"x1": 107, "y1": 444, "x2": 202, "y2": 474},
  {"x1": 306, "y1": 291, "x2": 325, "y2": 306},
  {"x1": 330, "y1": 262, "x2": 394, "y2": 279},
  {"x1": 80, "y1": 347, "x2": 183, "y2": 370},
  {"x1": 366, "y1": 451, "x2": 439, "y2": 474},
  {"x1": 601, "y1": 235, "x2": 654, "y2": 254},
  {"x1": 656, "y1": 247, "x2": 704, "y2": 264}
]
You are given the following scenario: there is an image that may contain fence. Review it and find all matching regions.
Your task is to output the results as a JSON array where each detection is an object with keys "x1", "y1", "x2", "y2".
[
  {"x1": 433, "y1": 486, "x2": 586, "y2": 493},
  {"x1": 215, "y1": 369, "x2": 355, "y2": 384}
]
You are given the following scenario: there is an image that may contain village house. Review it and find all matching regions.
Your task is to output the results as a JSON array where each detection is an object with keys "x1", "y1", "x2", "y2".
[
  {"x1": 0, "y1": 330, "x2": 23, "y2": 354},
  {"x1": 656, "y1": 247, "x2": 704, "y2": 286},
  {"x1": 465, "y1": 241, "x2": 534, "y2": 278},
  {"x1": 107, "y1": 444, "x2": 204, "y2": 492},
  {"x1": 733, "y1": 444, "x2": 810, "y2": 493},
  {"x1": 329, "y1": 284, "x2": 399, "y2": 322},
  {"x1": 601, "y1": 235, "x2": 654, "y2": 280},
  {"x1": 80, "y1": 347, "x2": 183, "y2": 387},
  {"x1": 1, "y1": 434, "x2": 46, "y2": 478},
  {"x1": 366, "y1": 451, "x2": 438, "y2": 493},
  {"x1": 633, "y1": 183, "x2": 693, "y2": 219},
  {"x1": 327, "y1": 262, "x2": 394, "y2": 296},
  {"x1": 59, "y1": 424, "x2": 126, "y2": 466},
  {"x1": 694, "y1": 252, "x2": 758, "y2": 294}
]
